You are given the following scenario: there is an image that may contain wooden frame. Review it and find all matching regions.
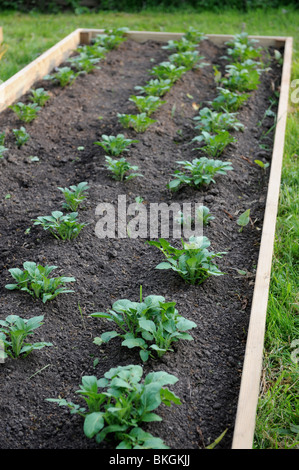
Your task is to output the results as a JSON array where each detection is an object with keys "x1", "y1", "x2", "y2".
[{"x1": 0, "y1": 28, "x2": 293, "y2": 449}]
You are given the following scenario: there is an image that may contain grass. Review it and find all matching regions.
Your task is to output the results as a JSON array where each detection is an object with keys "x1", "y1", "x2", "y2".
[{"x1": 0, "y1": 6, "x2": 298, "y2": 449}]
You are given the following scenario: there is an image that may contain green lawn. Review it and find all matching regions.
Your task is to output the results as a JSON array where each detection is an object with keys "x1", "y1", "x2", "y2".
[{"x1": 0, "y1": 7, "x2": 298, "y2": 449}]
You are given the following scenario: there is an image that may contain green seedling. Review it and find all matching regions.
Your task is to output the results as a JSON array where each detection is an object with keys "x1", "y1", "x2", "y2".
[
  {"x1": 168, "y1": 157, "x2": 233, "y2": 191},
  {"x1": 58, "y1": 182, "x2": 89, "y2": 211},
  {"x1": 162, "y1": 37, "x2": 197, "y2": 52},
  {"x1": 134, "y1": 79, "x2": 172, "y2": 97},
  {"x1": 196, "y1": 205, "x2": 215, "y2": 226},
  {"x1": 237, "y1": 209, "x2": 251, "y2": 232},
  {"x1": 105, "y1": 156, "x2": 143, "y2": 181},
  {"x1": 129, "y1": 95, "x2": 166, "y2": 116},
  {"x1": 211, "y1": 87, "x2": 250, "y2": 112},
  {"x1": 221, "y1": 64, "x2": 261, "y2": 92},
  {"x1": 254, "y1": 159, "x2": 270, "y2": 170},
  {"x1": 224, "y1": 42, "x2": 262, "y2": 63},
  {"x1": 0, "y1": 131, "x2": 6, "y2": 145},
  {"x1": 0, "y1": 315, "x2": 52, "y2": 359},
  {"x1": 9, "y1": 102, "x2": 41, "y2": 123},
  {"x1": 5, "y1": 261, "x2": 75, "y2": 303},
  {"x1": 192, "y1": 130, "x2": 237, "y2": 158},
  {"x1": 183, "y1": 28, "x2": 207, "y2": 44},
  {"x1": 44, "y1": 66, "x2": 79, "y2": 87},
  {"x1": 117, "y1": 113, "x2": 156, "y2": 133},
  {"x1": 76, "y1": 44, "x2": 107, "y2": 60},
  {"x1": 91, "y1": 287, "x2": 196, "y2": 362},
  {"x1": 169, "y1": 51, "x2": 205, "y2": 70},
  {"x1": 29, "y1": 87, "x2": 50, "y2": 107},
  {"x1": 94, "y1": 134, "x2": 138, "y2": 156},
  {"x1": 32, "y1": 211, "x2": 88, "y2": 241},
  {"x1": 193, "y1": 107, "x2": 244, "y2": 133},
  {"x1": 67, "y1": 53, "x2": 101, "y2": 73},
  {"x1": 46, "y1": 363, "x2": 180, "y2": 449},
  {"x1": 12, "y1": 126, "x2": 30, "y2": 147},
  {"x1": 93, "y1": 27, "x2": 129, "y2": 50},
  {"x1": 150, "y1": 61, "x2": 186, "y2": 83},
  {"x1": 0, "y1": 145, "x2": 8, "y2": 158},
  {"x1": 147, "y1": 236, "x2": 226, "y2": 285}
]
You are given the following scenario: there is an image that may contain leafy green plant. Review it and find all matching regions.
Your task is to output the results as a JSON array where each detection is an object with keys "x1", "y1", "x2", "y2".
[
  {"x1": 147, "y1": 236, "x2": 225, "y2": 285},
  {"x1": 211, "y1": 87, "x2": 250, "y2": 112},
  {"x1": 221, "y1": 64, "x2": 261, "y2": 92},
  {"x1": 44, "y1": 66, "x2": 79, "y2": 87},
  {"x1": 254, "y1": 159, "x2": 270, "y2": 170},
  {"x1": 91, "y1": 287, "x2": 196, "y2": 362},
  {"x1": 94, "y1": 134, "x2": 138, "y2": 156},
  {"x1": 29, "y1": 87, "x2": 50, "y2": 107},
  {"x1": 150, "y1": 61, "x2": 186, "y2": 83},
  {"x1": 32, "y1": 211, "x2": 88, "y2": 241},
  {"x1": 93, "y1": 27, "x2": 129, "y2": 50},
  {"x1": 225, "y1": 41, "x2": 262, "y2": 63},
  {"x1": 58, "y1": 182, "x2": 89, "y2": 211},
  {"x1": 183, "y1": 28, "x2": 206, "y2": 44},
  {"x1": 5, "y1": 261, "x2": 75, "y2": 303},
  {"x1": 9, "y1": 102, "x2": 41, "y2": 122},
  {"x1": 195, "y1": 205, "x2": 215, "y2": 226},
  {"x1": 12, "y1": 126, "x2": 30, "y2": 147},
  {"x1": 117, "y1": 113, "x2": 156, "y2": 133},
  {"x1": 162, "y1": 37, "x2": 197, "y2": 52},
  {"x1": 46, "y1": 364, "x2": 181, "y2": 449},
  {"x1": 169, "y1": 51, "x2": 205, "y2": 70},
  {"x1": 0, "y1": 315, "x2": 52, "y2": 359},
  {"x1": 168, "y1": 157, "x2": 233, "y2": 191},
  {"x1": 134, "y1": 79, "x2": 172, "y2": 97},
  {"x1": 0, "y1": 145, "x2": 8, "y2": 158},
  {"x1": 0, "y1": 131, "x2": 5, "y2": 146},
  {"x1": 105, "y1": 156, "x2": 143, "y2": 181},
  {"x1": 67, "y1": 52, "x2": 101, "y2": 73},
  {"x1": 193, "y1": 107, "x2": 244, "y2": 133},
  {"x1": 129, "y1": 95, "x2": 165, "y2": 116},
  {"x1": 76, "y1": 43, "x2": 107, "y2": 60},
  {"x1": 237, "y1": 208, "x2": 251, "y2": 232},
  {"x1": 192, "y1": 130, "x2": 237, "y2": 158}
]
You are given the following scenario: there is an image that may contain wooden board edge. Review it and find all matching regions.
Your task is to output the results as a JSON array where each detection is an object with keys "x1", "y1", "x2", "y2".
[
  {"x1": 231, "y1": 36, "x2": 293, "y2": 449},
  {"x1": 0, "y1": 28, "x2": 82, "y2": 113},
  {"x1": 0, "y1": 27, "x2": 3, "y2": 43}
]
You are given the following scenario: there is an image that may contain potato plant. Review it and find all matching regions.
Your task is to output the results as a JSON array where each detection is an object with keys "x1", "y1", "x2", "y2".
[
  {"x1": 105, "y1": 156, "x2": 143, "y2": 181},
  {"x1": 211, "y1": 87, "x2": 250, "y2": 112},
  {"x1": 147, "y1": 236, "x2": 226, "y2": 285},
  {"x1": 12, "y1": 126, "x2": 30, "y2": 147},
  {"x1": 192, "y1": 130, "x2": 237, "y2": 158},
  {"x1": 150, "y1": 62, "x2": 186, "y2": 83},
  {"x1": 44, "y1": 66, "x2": 80, "y2": 87},
  {"x1": 93, "y1": 27, "x2": 129, "y2": 50},
  {"x1": 46, "y1": 364, "x2": 181, "y2": 449},
  {"x1": 29, "y1": 88, "x2": 50, "y2": 107},
  {"x1": 94, "y1": 134, "x2": 138, "y2": 156},
  {"x1": 129, "y1": 95, "x2": 166, "y2": 116},
  {"x1": 162, "y1": 37, "x2": 197, "y2": 53},
  {"x1": 0, "y1": 315, "x2": 52, "y2": 359},
  {"x1": 32, "y1": 211, "x2": 88, "y2": 241},
  {"x1": 193, "y1": 107, "x2": 244, "y2": 133},
  {"x1": 9, "y1": 102, "x2": 41, "y2": 123},
  {"x1": 5, "y1": 261, "x2": 75, "y2": 303},
  {"x1": 117, "y1": 113, "x2": 156, "y2": 133},
  {"x1": 67, "y1": 52, "x2": 101, "y2": 73},
  {"x1": 167, "y1": 157, "x2": 233, "y2": 191},
  {"x1": 134, "y1": 78, "x2": 172, "y2": 97},
  {"x1": 91, "y1": 288, "x2": 197, "y2": 362},
  {"x1": 169, "y1": 51, "x2": 205, "y2": 70},
  {"x1": 58, "y1": 182, "x2": 89, "y2": 211}
]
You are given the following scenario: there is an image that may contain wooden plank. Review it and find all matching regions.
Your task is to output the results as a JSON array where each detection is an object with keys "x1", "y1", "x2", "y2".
[
  {"x1": 0, "y1": 29, "x2": 81, "y2": 113},
  {"x1": 0, "y1": 27, "x2": 3, "y2": 43},
  {"x1": 231, "y1": 36, "x2": 293, "y2": 449}
]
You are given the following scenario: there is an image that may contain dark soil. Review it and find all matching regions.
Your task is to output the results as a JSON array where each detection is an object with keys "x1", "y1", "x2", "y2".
[{"x1": 0, "y1": 37, "x2": 282, "y2": 450}]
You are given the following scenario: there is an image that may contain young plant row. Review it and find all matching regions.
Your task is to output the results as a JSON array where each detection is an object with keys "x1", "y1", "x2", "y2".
[{"x1": 0, "y1": 28, "x2": 129, "y2": 157}]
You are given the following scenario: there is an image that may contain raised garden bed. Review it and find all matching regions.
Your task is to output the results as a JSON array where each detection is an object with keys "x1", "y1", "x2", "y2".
[{"x1": 0, "y1": 28, "x2": 292, "y2": 450}]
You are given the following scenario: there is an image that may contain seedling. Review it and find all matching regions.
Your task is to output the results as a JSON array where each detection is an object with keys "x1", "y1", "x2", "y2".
[
  {"x1": 76, "y1": 44, "x2": 107, "y2": 60},
  {"x1": 44, "y1": 67, "x2": 79, "y2": 87},
  {"x1": 150, "y1": 62, "x2": 186, "y2": 83},
  {"x1": 211, "y1": 87, "x2": 250, "y2": 112},
  {"x1": 91, "y1": 288, "x2": 197, "y2": 362},
  {"x1": 0, "y1": 131, "x2": 6, "y2": 145},
  {"x1": 93, "y1": 27, "x2": 129, "y2": 50},
  {"x1": 129, "y1": 95, "x2": 165, "y2": 116},
  {"x1": 58, "y1": 181, "x2": 89, "y2": 211},
  {"x1": 12, "y1": 127, "x2": 30, "y2": 147},
  {"x1": 9, "y1": 102, "x2": 41, "y2": 123},
  {"x1": 169, "y1": 51, "x2": 205, "y2": 70},
  {"x1": 29, "y1": 88, "x2": 50, "y2": 107},
  {"x1": 32, "y1": 211, "x2": 88, "y2": 241},
  {"x1": 183, "y1": 28, "x2": 206, "y2": 43},
  {"x1": 254, "y1": 159, "x2": 270, "y2": 170},
  {"x1": 192, "y1": 130, "x2": 237, "y2": 158},
  {"x1": 67, "y1": 53, "x2": 101, "y2": 73},
  {"x1": 5, "y1": 261, "x2": 75, "y2": 303},
  {"x1": 47, "y1": 364, "x2": 180, "y2": 449},
  {"x1": 117, "y1": 113, "x2": 156, "y2": 133},
  {"x1": 221, "y1": 64, "x2": 260, "y2": 92},
  {"x1": 162, "y1": 37, "x2": 197, "y2": 53},
  {"x1": 196, "y1": 205, "x2": 215, "y2": 226},
  {"x1": 105, "y1": 156, "x2": 143, "y2": 181},
  {"x1": 0, "y1": 145, "x2": 8, "y2": 158},
  {"x1": 147, "y1": 236, "x2": 226, "y2": 285},
  {"x1": 94, "y1": 134, "x2": 138, "y2": 156},
  {"x1": 225, "y1": 42, "x2": 262, "y2": 63},
  {"x1": 237, "y1": 209, "x2": 251, "y2": 232},
  {"x1": 0, "y1": 315, "x2": 52, "y2": 359},
  {"x1": 168, "y1": 157, "x2": 233, "y2": 191},
  {"x1": 193, "y1": 107, "x2": 244, "y2": 133},
  {"x1": 134, "y1": 79, "x2": 172, "y2": 97}
]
